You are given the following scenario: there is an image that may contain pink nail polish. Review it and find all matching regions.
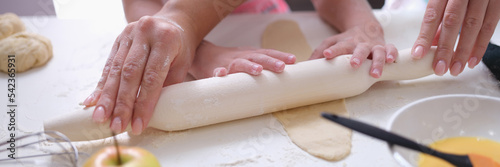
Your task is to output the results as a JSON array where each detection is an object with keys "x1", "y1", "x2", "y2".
[
  {"x1": 387, "y1": 55, "x2": 395, "y2": 62},
  {"x1": 288, "y1": 55, "x2": 296, "y2": 63},
  {"x1": 251, "y1": 65, "x2": 261, "y2": 75},
  {"x1": 110, "y1": 117, "x2": 122, "y2": 133},
  {"x1": 468, "y1": 57, "x2": 478, "y2": 68},
  {"x1": 372, "y1": 69, "x2": 381, "y2": 78},
  {"x1": 83, "y1": 94, "x2": 94, "y2": 106},
  {"x1": 435, "y1": 60, "x2": 447, "y2": 76},
  {"x1": 413, "y1": 46, "x2": 423, "y2": 59},
  {"x1": 450, "y1": 62, "x2": 462, "y2": 76},
  {"x1": 352, "y1": 58, "x2": 361, "y2": 68},
  {"x1": 214, "y1": 70, "x2": 221, "y2": 77},
  {"x1": 324, "y1": 50, "x2": 332, "y2": 57},
  {"x1": 132, "y1": 118, "x2": 143, "y2": 135},
  {"x1": 275, "y1": 61, "x2": 284, "y2": 69},
  {"x1": 93, "y1": 106, "x2": 106, "y2": 123}
]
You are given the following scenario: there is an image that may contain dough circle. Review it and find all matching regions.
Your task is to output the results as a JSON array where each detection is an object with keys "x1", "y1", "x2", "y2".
[
  {"x1": 273, "y1": 100, "x2": 351, "y2": 161},
  {"x1": 0, "y1": 32, "x2": 53, "y2": 73},
  {"x1": 0, "y1": 13, "x2": 26, "y2": 40},
  {"x1": 262, "y1": 20, "x2": 352, "y2": 161}
]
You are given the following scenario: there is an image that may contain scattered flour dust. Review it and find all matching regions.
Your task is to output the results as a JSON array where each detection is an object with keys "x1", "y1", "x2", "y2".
[
  {"x1": 73, "y1": 128, "x2": 190, "y2": 154},
  {"x1": 218, "y1": 155, "x2": 262, "y2": 167}
]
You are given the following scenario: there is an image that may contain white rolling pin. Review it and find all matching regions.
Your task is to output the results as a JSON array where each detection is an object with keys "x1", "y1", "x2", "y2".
[{"x1": 44, "y1": 47, "x2": 437, "y2": 141}]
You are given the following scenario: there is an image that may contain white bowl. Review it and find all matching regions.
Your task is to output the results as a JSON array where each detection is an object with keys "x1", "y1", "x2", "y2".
[{"x1": 386, "y1": 94, "x2": 500, "y2": 167}]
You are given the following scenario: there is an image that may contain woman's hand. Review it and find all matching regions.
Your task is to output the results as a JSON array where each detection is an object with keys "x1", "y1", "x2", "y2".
[
  {"x1": 83, "y1": 16, "x2": 196, "y2": 135},
  {"x1": 310, "y1": 24, "x2": 398, "y2": 78},
  {"x1": 189, "y1": 41, "x2": 296, "y2": 79},
  {"x1": 412, "y1": 0, "x2": 500, "y2": 76}
]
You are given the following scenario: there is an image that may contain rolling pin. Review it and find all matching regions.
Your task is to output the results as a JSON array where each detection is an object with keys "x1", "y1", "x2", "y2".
[{"x1": 44, "y1": 47, "x2": 437, "y2": 141}]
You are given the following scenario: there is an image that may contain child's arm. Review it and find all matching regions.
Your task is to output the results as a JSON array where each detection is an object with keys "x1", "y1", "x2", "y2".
[
  {"x1": 122, "y1": 0, "x2": 163, "y2": 23},
  {"x1": 310, "y1": 0, "x2": 397, "y2": 78}
]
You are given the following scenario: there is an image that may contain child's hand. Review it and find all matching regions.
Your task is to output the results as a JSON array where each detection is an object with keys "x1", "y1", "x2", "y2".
[
  {"x1": 189, "y1": 41, "x2": 296, "y2": 79},
  {"x1": 310, "y1": 25, "x2": 398, "y2": 78}
]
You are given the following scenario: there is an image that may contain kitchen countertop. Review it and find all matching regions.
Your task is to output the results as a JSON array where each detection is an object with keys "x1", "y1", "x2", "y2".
[{"x1": 1, "y1": 10, "x2": 500, "y2": 166}]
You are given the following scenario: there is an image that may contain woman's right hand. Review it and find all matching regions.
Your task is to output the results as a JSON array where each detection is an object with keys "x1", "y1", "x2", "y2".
[{"x1": 82, "y1": 16, "x2": 197, "y2": 135}]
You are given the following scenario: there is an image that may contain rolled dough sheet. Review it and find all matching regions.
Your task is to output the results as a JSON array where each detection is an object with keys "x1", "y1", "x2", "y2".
[
  {"x1": 262, "y1": 20, "x2": 351, "y2": 161},
  {"x1": 261, "y1": 20, "x2": 313, "y2": 62},
  {"x1": 273, "y1": 100, "x2": 351, "y2": 161}
]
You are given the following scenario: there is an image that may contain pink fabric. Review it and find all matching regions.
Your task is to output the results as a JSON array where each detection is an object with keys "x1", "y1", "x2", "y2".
[{"x1": 232, "y1": 0, "x2": 290, "y2": 14}]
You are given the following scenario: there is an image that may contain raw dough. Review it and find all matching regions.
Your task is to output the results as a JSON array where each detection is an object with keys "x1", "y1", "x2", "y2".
[
  {"x1": 261, "y1": 20, "x2": 312, "y2": 62},
  {"x1": 0, "y1": 13, "x2": 25, "y2": 40},
  {"x1": 262, "y1": 20, "x2": 351, "y2": 161},
  {"x1": 0, "y1": 32, "x2": 53, "y2": 73},
  {"x1": 273, "y1": 100, "x2": 351, "y2": 161}
]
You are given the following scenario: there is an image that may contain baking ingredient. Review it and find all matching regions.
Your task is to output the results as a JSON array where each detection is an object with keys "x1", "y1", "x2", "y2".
[
  {"x1": 262, "y1": 20, "x2": 351, "y2": 161},
  {"x1": 261, "y1": 20, "x2": 312, "y2": 62},
  {"x1": 418, "y1": 137, "x2": 500, "y2": 167},
  {"x1": 273, "y1": 99, "x2": 351, "y2": 161},
  {"x1": 83, "y1": 146, "x2": 161, "y2": 167},
  {"x1": 0, "y1": 32, "x2": 53, "y2": 73},
  {"x1": 0, "y1": 13, "x2": 25, "y2": 40}
]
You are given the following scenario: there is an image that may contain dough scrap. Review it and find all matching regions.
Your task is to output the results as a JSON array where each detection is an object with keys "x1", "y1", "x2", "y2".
[
  {"x1": 0, "y1": 32, "x2": 53, "y2": 73},
  {"x1": 0, "y1": 13, "x2": 26, "y2": 40},
  {"x1": 262, "y1": 19, "x2": 351, "y2": 161},
  {"x1": 273, "y1": 99, "x2": 351, "y2": 161}
]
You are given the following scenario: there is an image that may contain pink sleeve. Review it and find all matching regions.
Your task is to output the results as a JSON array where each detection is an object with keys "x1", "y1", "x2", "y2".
[{"x1": 232, "y1": 0, "x2": 290, "y2": 14}]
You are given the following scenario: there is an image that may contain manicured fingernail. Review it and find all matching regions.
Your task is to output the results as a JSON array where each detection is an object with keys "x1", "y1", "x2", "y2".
[
  {"x1": 352, "y1": 58, "x2": 361, "y2": 68},
  {"x1": 372, "y1": 69, "x2": 381, "y2": 78},
  {"x1": 83, "y1": 94, "x2": 94, "y2": 106},
  {"x1": 131, "y1": 118, "x2": 143, "y2": 135},
  {"x1": 215, "y1": 70, "x2": 221, "y2": 77},
  {"x1": 251, "y1": 65, "x2": 261, "y2": 75},
  {"x1": 93, "y1": 106, "x2": 106, "y2": 123},
  {"x1": 468, "y1": 57, "x2": 478, "y2": 69},
  {"x1": 435, "y1": 60, "x2": 447, "y2": 76},
  {"x1": 110, "y1": 117, "x2": 122, "y2": 133},
  {"x1": 450, "y1": 62, "x2": 462, "y2": 76},
  {"x1": 287, "y1": 55, "x2": 295, "y2": 63},
  {"x1": 412, "y1": 46, "x2": 423, "y2": 59},
  {"x1": 387, "y1": 54, "x2": 395, "y2": 62},
  {"x1": 324, "y1": 49, "x2": 332, "y2": 57},
  {"x1": 275, "y1": 61, "x2": 285, "y2": 71}
]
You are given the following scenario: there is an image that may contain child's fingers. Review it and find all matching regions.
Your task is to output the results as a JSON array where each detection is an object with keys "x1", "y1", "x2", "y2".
[
  {"x1": 310, "y1": 36, "x2": 338, "y2": 60},
  {"x1": 385, "y1": 44, "x2": 398, "y2": 63},
  {"x1": 370, "y1": 45, "x2": 387, "y2": 78},
  {"x1": 227, "y1": 59, "x2": 263, "y2": 76},
  {"x1": 247, "y1": 54, "x2": 286, "y2": 72},
  {"x1": 213, "y1": 67, "x2": 228, "y2": 77},
  {"x1": 257, "y1": 49, "x2": 296, "y2": 64},
  {"x1": 323, "y1": 42, "x2": 356, "y2": 60},
  {"x1": 350, "y1": 43, "x2": 371, "y2": 68}
]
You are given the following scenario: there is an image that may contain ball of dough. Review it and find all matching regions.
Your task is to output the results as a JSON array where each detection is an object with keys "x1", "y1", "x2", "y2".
[
  {"x1": 0, "y1": 32, "x2": 53, "y2": 73},
  {"x1": 0, "y1": 13, "x2": 26, "y2": 40}
]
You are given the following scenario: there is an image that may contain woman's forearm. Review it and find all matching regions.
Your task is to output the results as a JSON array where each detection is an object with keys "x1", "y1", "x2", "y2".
[{"x1": 122, "y1": 0, "x2": 163, "y2": 23}]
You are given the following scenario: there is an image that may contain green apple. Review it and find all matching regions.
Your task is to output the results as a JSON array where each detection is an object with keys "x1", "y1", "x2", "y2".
[{"x1": 83, "y1": 146, "x2": 161, "y2": 167}]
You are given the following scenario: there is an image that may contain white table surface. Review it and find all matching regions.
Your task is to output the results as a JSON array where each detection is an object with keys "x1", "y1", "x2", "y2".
[{"x1": 1, "y1": 10, "x2": 500, "y2": 167}]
